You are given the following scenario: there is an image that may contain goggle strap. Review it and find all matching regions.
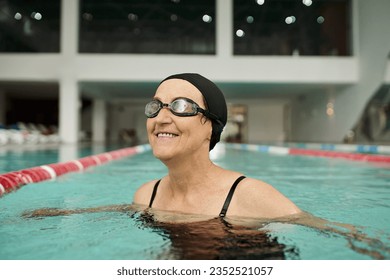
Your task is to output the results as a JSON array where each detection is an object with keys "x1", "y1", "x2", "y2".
[{"x1": 201, "y1": 110, "x2": 224, "y2": 128}]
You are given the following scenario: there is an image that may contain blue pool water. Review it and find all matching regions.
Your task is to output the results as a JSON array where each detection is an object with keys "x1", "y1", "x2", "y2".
[{"x1": 0, "y1": 144, "x2": 389, "y2": 260}]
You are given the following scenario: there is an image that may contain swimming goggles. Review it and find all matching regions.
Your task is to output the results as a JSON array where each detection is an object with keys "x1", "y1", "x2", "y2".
[{"x1": 145, "y1": 97, "x2": 223, "y2": 126}]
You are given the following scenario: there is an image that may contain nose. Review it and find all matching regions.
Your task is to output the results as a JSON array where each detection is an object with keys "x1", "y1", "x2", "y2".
[{"x1": 155, "y1": 106, "x2": 173, "y2": 123}]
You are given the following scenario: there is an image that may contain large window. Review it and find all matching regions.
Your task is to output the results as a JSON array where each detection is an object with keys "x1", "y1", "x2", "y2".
[
  {"x1": 234, "y1": 0, "x2": 351, "y2": 56},
  {"x1": 79, "y1": 0, "x2": 216, "y2": 54},
  {"x1": 0, "y1": 0, "x2": 60, "y2": 52}
]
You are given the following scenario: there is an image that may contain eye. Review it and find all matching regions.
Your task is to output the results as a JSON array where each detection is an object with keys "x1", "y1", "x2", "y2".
[
  {"x1": 145, "y1": 100, "x2": 161, "y2": 117},
  {"x1": 149, "y1": 100, "x2": 161, "y2": 111},
  {"x1": 172, "y1": 99, "x2": 189, "y2": 113}
]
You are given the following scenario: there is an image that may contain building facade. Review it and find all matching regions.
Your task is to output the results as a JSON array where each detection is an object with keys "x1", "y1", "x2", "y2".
[{"x1": 0, "y1": 0, "x2": 389, "y2": 145}]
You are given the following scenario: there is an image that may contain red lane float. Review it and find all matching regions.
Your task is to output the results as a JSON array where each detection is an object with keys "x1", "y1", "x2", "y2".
[
  {"x1": 0, "y1": 146, "x2": 140, "y2": 197},
  {"x1": 289, "y1": 148, "x2": 390, "y2": 163}
]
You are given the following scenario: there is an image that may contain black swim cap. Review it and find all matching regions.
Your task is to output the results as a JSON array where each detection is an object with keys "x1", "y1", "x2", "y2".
[{"x1": 161, "y1": 73, "x2": 227, "y2": 151}]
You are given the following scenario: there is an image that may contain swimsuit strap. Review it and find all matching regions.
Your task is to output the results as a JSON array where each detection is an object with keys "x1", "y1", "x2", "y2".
[
  {"x1": 149, "y1": 179, "x2": 161, "y2": 208},
  {"x1": 148, "y1": 176, "x2": 246, "y2": 216},
  {"x1": 219, "y1": 175, "x2": 246, "y2": 218}
]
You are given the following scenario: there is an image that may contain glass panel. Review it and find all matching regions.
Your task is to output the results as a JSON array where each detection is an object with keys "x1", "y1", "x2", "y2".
[
  {"x1": 234, "y1": 0, "x2": 351, "y2": 56},
  {"x1": 79, "y1": 0, "x2": 216, "y2": 54},
  {"x1": 0, "y1": 0, "x2": 60, "y2": 53},
  {"x1": 348, "y1": 85, "x2": 390, "y2": 143}
]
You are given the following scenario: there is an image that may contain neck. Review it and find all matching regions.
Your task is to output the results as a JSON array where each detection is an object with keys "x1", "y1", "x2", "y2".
[{"x1": 163, "y1": 152, "x2": 220, "y2": 195}]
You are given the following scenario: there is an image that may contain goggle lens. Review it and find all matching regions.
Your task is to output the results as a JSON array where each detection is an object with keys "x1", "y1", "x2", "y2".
[
  {"x1": 171, "y1": 99, "x2": 193, "y2": 114},
  {"x1": 145, "y1": 100, "x2": 161, "y2": 117}
]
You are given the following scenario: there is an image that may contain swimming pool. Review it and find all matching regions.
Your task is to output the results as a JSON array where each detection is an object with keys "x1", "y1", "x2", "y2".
[{"x1": 0, "y1": 144, "x2": 389, "y2": 260}]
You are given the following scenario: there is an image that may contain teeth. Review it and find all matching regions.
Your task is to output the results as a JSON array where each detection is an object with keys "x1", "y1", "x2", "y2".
[{"x1": 157, "y1": 133, "x2": 177, "y2": 138}]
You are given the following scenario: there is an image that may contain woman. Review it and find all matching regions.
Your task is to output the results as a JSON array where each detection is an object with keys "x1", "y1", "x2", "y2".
[
  {"x1": 133, "y1": 73, "x2": 301, "y2": 220},
  {"x1": 24, "y1": 74, "x2": 385, "y2": 259}
]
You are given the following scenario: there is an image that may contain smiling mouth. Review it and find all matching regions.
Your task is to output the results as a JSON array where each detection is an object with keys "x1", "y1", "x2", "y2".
[{"x1": 156, "y1": 132, "x2": 179, "y2": 138}]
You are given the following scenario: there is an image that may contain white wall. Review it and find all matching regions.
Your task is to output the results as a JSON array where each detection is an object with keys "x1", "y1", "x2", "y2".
[
  {"x1": 384, "y1": 61, "x2": 390, "y2": 83},
  {"x1": 224, "y1": 99, "x2": 289, "y2": 144},
  {"x1": 107, "y1": 102, "x2": 148, "y2": 144},
  {"x1": 247, "y1": 102, "x2": 286, "y2": 143},
  {"x1": 291, "y1": 90, "x2": 337, "y2": 142}
]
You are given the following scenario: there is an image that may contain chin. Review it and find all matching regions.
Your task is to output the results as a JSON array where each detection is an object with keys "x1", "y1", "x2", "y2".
[{"x1": 152, "y1": 147, "x2": 175, "y2": 161}]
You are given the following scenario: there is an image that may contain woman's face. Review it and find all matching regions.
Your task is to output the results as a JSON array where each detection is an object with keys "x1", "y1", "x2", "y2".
[{"x1": 146, "y1": 79, "x2": 212, "y2": 161}]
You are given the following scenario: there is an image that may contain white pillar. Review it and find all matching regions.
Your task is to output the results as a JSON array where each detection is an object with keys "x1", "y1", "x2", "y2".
[
  {"x1": 0, "y1": 90, "x2": 5, "y2": 125},
  {"x1": 59, "y1": 144, "x2": 78, "y2": 162},
  {"x1": 216, "y1": 0, "x2": 233, "y2": 58},
  {"x1": 59, "y1": 0, "x2": 79, "y2": 143},
  {"x1": 61, "y1": 0, "x2": 78, "y2": 56},
  {"x1": 59, "y1": 79, "x2": 80, "y2": 143},
  {"x1": 92, "y1": 99, "x2": 106, "y2": 143}
]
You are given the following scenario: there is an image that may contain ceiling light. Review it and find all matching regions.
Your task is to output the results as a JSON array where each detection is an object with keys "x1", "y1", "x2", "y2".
[
  {"x1": 236, "y1": 29, "x2": 245, "y2": 37},
  {"x1": 14, "y1": 12, "x2": 22, "y2": 20},
  {"x1": 285, "y1": 16, "x2": 296, "y2": 24},
  {"x1": 128, "y1": 13, "x2": 138, "y2": 21},
  {"x1": 246, "y1": 16, "x2": 254, "y2": 23},
  {"x1": 34, "y1": 12, "x2": 42, "y2": 20},
  {"x1": 317, "y1": 16, "x2": 325, "y2": 24},
  {"x1": 202, "y1": 14, "x2": 212, "y2": 23}
]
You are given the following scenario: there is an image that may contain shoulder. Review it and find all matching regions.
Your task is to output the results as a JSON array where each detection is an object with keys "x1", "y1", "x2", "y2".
[
  {"x1": 133, "y1": 179, "x2": 160, "y2": 206},
  {"x1": 230, "y1": 177, "x2": 301, "y2": 218}
]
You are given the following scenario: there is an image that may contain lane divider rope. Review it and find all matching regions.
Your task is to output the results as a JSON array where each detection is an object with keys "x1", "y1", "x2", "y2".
[
  {"x1": 0, "y1": 183, "x2": 5, "y2": 196},
  {"x1": 225, "y1": 143, "x2": 390, "y2": 163},
  {"x1": 0, "y1": 144, "x2": 151, "y2": 197},
  {"x1": 288, "y1": 148, "x2": 390, "y2": 163},
  {"x1": 3, "y1": 142, "x2": 388, "y2": 198},
  {"x1": 280, "y1": 142, "x2": 390, "y2": 154}
]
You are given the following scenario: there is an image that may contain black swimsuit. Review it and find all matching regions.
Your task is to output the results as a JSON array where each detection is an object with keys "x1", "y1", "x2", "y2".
[{"x1": 148, "y1": 175, "x2": 246, "y2": 217}]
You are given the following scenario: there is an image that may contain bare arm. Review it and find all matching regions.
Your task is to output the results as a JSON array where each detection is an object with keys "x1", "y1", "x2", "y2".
[
  {"x1": 230, "y1": 178, "x2": 389, "y2": 259},
  {"x1": 274, "y1": 211, "x2": 389, "y2": 260},
  {"x1": 22, "y1": 180, "x2": 158, "y2": 219},
  {"x1": 22, "y1": 204, "x2": 139, "y2": 218}
]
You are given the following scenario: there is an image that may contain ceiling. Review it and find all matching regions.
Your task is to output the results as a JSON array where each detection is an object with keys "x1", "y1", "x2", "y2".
[{"x1": 79, "y1": 81, "x2": 346, "y2": 101}]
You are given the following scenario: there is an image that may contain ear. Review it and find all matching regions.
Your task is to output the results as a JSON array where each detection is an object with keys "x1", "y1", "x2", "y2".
[
  {"x1": 200, "y1": 116, "x2": 212, "y2": 139},
  {"x1": 207, "y1": 122, "x2": 213, "y2": 141}
]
